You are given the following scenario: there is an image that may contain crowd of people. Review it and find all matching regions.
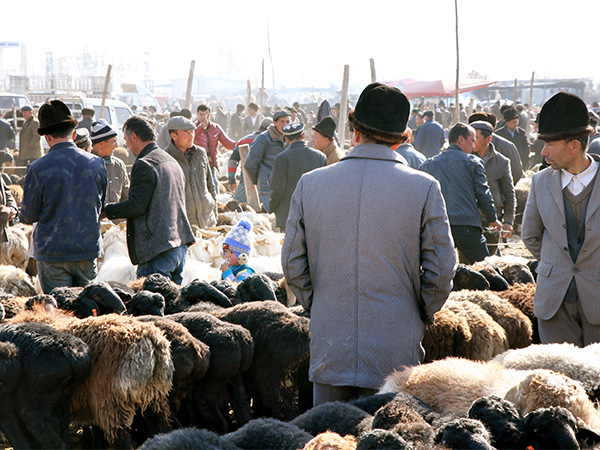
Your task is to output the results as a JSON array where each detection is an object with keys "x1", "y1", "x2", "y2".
[{"x1": 0, "y1": 82, "x2": 600, "y2": 407}]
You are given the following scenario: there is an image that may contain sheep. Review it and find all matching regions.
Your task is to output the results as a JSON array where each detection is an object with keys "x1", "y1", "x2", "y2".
[
  {"x1": 495, "y1": 283, "x2": 539, "y2": 344},
  {"x1": 441, "y1": 299, "x2": 509, "y2": 361},
  {"x1": 448, "y1": 290, "x2": 532, "y2": 349},
  {"x1": 95, "y1": 225, "x2": 137, "y2": 284},
  {"x1": 422, "y1": 306, "x2": 472, "y2": 363},
  {"x1": 127, "y1": 291, "x2": 165, "y2": 316},
  {"x1": 210, "y1": 279, "x2": 237, "y2": 299},
  {"x1": 0, "y1": 293, "x2": 26, "y2": 319},
  {"x1": 452, "y1": 263, "x2": 490, "y2": 291},
  {"x1": 0, "y1": 265, "x2": 36, "y2": 297},
  {"x1": 504, "y1": 369, "x2": 600, "y2": 432},
  {"x1": 347, "y1": 393, "x2": 397, "y2": 415},
  {"x1": 25, "y1": 294, "x2": 57, "y2": 311},
  {"x1": 0, "y1": 322, "x2": 91, "y2": 449},
  {"x1": 290, "y1": 402, "x2": 371, "y2": 437},
  {"x1": 369, "y1": 395, "x2": 435, "y2": 445},
  {"x1": 434, "y1": 417, "x2": 494, "y2": 450},
  {"x1": 8, "y1": 184, "x2": 23, "y2": 207},
  {"x1": 471, "y1": 255, "x2": 535, "y2": 285},
  {"x1": 303, "y1": 432, "x2": 357, "y2": 450},
  {"x1": 356, "y1": 429, "x2": 411, "y2": 450},
  {"x1": 181, "y1": 259, "x2": 222, "y2": 285},
  {"x1": 138, "y1": 427, "x2": 227, "y2": 450},
  {"x1": 216, "y1": 301, "x2": 310, "y2": 420},
  {"x1": 10, "y1": 309, "x2": 174, "y2": 448},
  {"x1": 477, "y1": 268, "x2": 510, "y2": 291},
  {"x1": 141, "y1": 273, "x2": 183, "y2": 314},
  {"x1": 0, "y1": 226, "x2": 29, "y2": 270},
  {"x1": 379, "y1": 358, "x2": 530, "y2": 416},
  {"x1": 221, "y1": 417, "x2": 313, "y2": 450},
  {"x1": 168, "y1": 311, "x2": 254, "y2": 433},
  {"x1": 233, "y1": 273, "x2": 278, "y2": 304},
  {"x1": 467, "y1": 395, "x2": 524, "y2": 450},
  {"x1": 180, "y1": 279, "x2": 233, "y2": 308},
  {"x1": 493, "y1": 343, "x2": 600, "y2": 403},
  {"x1": 53, "y1": 282, "x2": 126, "y2": 318}
]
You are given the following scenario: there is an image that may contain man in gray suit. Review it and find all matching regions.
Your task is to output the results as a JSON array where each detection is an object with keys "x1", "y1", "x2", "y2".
[
  {"x1": 523, "y1": 92, "x2": 600, "y2": 346},
  {"x1": 282, "y1": 83, "x2": 456, "y2": 406}
]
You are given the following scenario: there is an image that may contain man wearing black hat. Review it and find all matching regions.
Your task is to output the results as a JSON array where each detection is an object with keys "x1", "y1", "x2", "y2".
[
  {"x1": 282, "y1": 83, "x2": 456, "y2": 406},
  {"x1": 20, "y1": 100, "x2": 107, "y2": 294},
  {"x1": 312, "y1": 117, "x2": 344, "y2": 165},
  {"x1": 269, "y1": 123, "x2": 326, "y2": 231},
  {"x1": 413, "y1": 110, "x2": 445, "y2": 158},
  {"x1": 18, "y1": 105, "x2": 43, "y2": 165},
  {"x1": 471, "y1": 120, "x2": 515, "y2": 255},
  {"x1": 523, "y1": 92, "x2": 600, "y2": 346},
  {"x1": 495, "y1": 107, "x2": 531, "y2": 169},
  {"x1": 244, "y1": 109, "x2": 291, "y2": 211},
  {"x1": 420, "y1": 123, "x2": 502, "y2": 264}
]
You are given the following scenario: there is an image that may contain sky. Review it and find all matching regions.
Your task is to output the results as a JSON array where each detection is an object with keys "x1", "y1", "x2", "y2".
[{"x1": 1, "y1": 0, "x2": 599, "y2": 95}]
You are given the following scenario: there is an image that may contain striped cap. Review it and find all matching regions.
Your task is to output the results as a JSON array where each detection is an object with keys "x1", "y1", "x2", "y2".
[{"x1": 90, "y1": 119, "x2": 117, "y2": 144}]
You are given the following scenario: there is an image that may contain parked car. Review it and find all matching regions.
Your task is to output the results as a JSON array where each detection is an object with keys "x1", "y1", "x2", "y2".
[{"x1": 0, "y1": 93, "x2": 32, "y2": 130}]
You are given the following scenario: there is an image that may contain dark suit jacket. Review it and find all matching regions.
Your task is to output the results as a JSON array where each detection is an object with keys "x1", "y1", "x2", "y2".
[{"x1": 495, "y1": 126, "x2": 530, "y2": 169}]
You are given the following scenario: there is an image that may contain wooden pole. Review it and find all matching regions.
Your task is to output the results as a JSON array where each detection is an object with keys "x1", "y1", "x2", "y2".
[
  {"x1": 260, "y1": 60, "x2": 265, "y2": 123},
  {"x1": 238, "y1": 144, "x2": 261, "y2": 212},
  {"x1": 246, "y1": 80, "x2": 251, "y2": 108},
  {"x1": 185, "y1": 60, "x2": 195, "y2": 111},
  {"x1": 339, "y1": 65, "x2": 350, "y2": 149},
  {"x1": 454, "y1": 0, "x2": 460, "y2": 124},
  {"x1": 513, "y1": 78, "x2": 518, "y2": 104},
  {"x1": 99, "y1": 64, "x2": 112, "y2": 120},
  {"x1": 529, "y1": 71, "x2": 535, "y2": 106},
  {"x1": 369, "y1": 58, "x2": 376, "y2": 83}
]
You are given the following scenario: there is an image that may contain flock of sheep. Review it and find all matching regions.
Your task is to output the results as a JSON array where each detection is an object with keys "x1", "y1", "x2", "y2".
[{"x1": 0, "y1": 173, "x2": 600, "y2": 449}]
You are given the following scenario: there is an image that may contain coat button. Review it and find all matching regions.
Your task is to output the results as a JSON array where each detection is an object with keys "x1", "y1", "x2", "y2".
[
  {"x1": 564, "y1": 247, "x2": 568, "y2": 251},
  {"x1": 574, "y1": 267, "x2": 580, "y2": 273}
]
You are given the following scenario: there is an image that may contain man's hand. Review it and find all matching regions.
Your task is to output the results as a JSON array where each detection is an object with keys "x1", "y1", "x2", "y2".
[
  {"x1": 501, "y1": 222, "x2": 513, "y2": 239},
  {"x1": 221, "y1": 259, "x2": 231, "y2": 272},
  {"x1": 490, "y1": 220, "x2": 502, "y2": 232}
]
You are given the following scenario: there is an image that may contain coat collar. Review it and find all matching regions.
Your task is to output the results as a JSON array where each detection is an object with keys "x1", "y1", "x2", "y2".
[{"x1": 341, "y1": 143, "x2": 407, "y2": 164}]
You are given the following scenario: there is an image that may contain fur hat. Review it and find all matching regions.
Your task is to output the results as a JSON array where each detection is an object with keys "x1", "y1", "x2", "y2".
[
  {"x1": 223, "y1": 218, "x2": 253, "y2": 260},
  {"x1": 348, "y1": 82, "x2": 409, "y2": 144},
  {"x1": 90, "y1": 119, "x2": 117, "y2": 144},
  {"x1": 313, "y1": 116, "x2": 336, "y2": 139},
  {"x1": 37, "y1": 100, "x2": 78, "y2": 136},
  {"x1": 538, "y1": 92, "x2": 594, "y2": 142},
  {"x1": 502, "y1": 107, "x2": 519, "y2": 122}
]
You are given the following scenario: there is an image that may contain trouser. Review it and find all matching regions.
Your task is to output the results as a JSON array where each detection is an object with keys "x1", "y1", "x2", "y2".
[
  {"x1": 451, "y1": 225, "x2": 489, "y2": 265},
  {"x1": 37, "y1": 259, "x2": 97, "y2": 294},
  {"x1": 212, "y1": 167, "x2": 220, "y2": 194},
  {"x1": 136, "y1": 244, "x2": 188, "y2": 285},
  {"x1": 232, "y1": 177, "x2": 247, "y2": 203},
  {"x1": 538, "y1": 297, "x2": 600, "y2": 347},
  {"x1": 313, "y1": 382, "x2": 377, "y2": 407}
]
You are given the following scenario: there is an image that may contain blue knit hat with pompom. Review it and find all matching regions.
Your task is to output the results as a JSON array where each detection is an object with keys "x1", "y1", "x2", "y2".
[{"x1": 223, "y1": 218, "x2": 253, "y2": 257}]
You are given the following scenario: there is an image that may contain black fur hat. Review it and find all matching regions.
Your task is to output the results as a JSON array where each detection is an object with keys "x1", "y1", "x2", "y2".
[
  {"x1": 348, "y1": 82, "x2": 410, "y2": 144},
  {"x1": 538, "y1": 92, "x2": 594, "y2": 142},
  {"x1": 312, "y1": 116, "x2": 336, "y2": 139},
  {"x1": 37, "y1": 100, "x2": 78, "y2": 136}
]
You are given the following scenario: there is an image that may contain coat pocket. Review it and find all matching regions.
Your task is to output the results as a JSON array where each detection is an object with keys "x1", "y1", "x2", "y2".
[{"x1": 536, "y1": 261, "x2": 552, "y2": 277}]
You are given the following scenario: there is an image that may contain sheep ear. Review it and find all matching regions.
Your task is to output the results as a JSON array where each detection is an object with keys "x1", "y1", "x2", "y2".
[{"x1": 577, "y1": 427, "x2": 600, "y2": 448}]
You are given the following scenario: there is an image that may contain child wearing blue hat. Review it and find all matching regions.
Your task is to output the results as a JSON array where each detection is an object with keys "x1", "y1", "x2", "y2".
[{"x1": 221, "y1": 218, "x2": 256, "y2": 283}]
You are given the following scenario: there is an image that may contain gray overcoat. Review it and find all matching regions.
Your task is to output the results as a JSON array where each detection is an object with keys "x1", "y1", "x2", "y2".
[
  {"x1": 282, "y1": 143, "x2": 457, "y2": 389},
  {"x1": 522, "y1": 154, "x2": 600, "y2": 324}
]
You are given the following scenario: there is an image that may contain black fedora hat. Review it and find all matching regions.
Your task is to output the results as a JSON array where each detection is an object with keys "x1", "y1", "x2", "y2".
[
  {"x1": 502, "y1": 107, "x2": 519, "y2": 122},
  {"x1": 37, "y1": 100, "x2": 78, "y2": 136},
  {"x1": 538, "y1": 92, "x2": 594, "y2": 141},
  {"x1": 312, "y1": 116, "x2": 336, "y2": 139}
]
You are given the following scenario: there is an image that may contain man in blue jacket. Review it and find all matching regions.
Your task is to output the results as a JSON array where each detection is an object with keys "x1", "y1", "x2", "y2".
[
  {"x1": 420, "y1": 123, "x2": 502, "y2": 264},
  {"x1": 413, "y1": 110, "x2": 445, "y2": 157},
  {"x1": 20, "y1": 100, "x2": 107, "y2": 293}
]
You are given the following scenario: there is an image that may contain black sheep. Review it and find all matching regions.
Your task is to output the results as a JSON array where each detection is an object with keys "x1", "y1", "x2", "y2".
[
  {"x1": 180, "y1": 279, "x2": 232, "y2": 307},
  {"x1": 221, "y1": 418, "x2": 313, "y2": 450},
  {"x1": 434, "y1": 417, "x2": 494, "y2": 449},
  {"x1": 0, "y1": 322, "x2": 91, "y2": 449},
  {"x1": 348, "y1": 392, "x2": 397, "y2": 415},
  {"x1": 233, "y1": 274, "x2": 278, "y2": 303},
  {"x1": 356, "y1": 429, "x2": 411, "y2": 450},
  {"x1": 107, "y1": 281, "x2": 134, "y2": 304},
  {"x1": 453, "y1": 264, "x2": 490, "y2": 291},
  {"x1": 0, "y1": 292, "x2": 25, "y2": 319},
  {"x1": 138, "y1": 427, "x2": 229, "y2": 450},
  {"x1": 478, "y1": 268, "x2": 510, "y2": 291},
  {"x1": 262, "y1": 272, "x2": 288, "y2": 305},
  {"x1": 168, "y1": 311, "x2": 254, "y2": 433},
  {"x1": 210, "y1": 279, "x2": 237, "y2": 299},
  {"x1": 468, "y1": 395, "x2": 523, "y2": 449},
  {"x1": 127, "y1": 291, "x2": 165, "y2": 316},
  {"x1": 290, "y1": 401, "x2": 370, "y2": 437},
  {"x1": 142, "y1": 273, "x2": 182, "y2": 314},
  {"x1": 53, "y1": 282, "x2": 125, "y2": 318},
  {"x1": 217, "y1": 301, "x2": 310, "y2": 420},
  {"x1": 25, "y1": 294, "x2": 57, "y2": 311},
  {"x1": 501, "y1": 263, "x2": 535, "y2": 285}
]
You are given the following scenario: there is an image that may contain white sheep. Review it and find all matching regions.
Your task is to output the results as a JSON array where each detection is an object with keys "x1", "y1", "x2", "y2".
[{"x1": 0, "y1": 226, "x2": 30, "y2": 271}]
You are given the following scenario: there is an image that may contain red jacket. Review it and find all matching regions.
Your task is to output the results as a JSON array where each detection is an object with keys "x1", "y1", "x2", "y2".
[{"x1": 193, "y1": 121, "x2": 235, "y2": 170}]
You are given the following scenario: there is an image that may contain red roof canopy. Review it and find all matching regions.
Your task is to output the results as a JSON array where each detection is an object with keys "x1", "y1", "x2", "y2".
[{"x1": 385, "y1": 79, "x2": 496, "y2": 99}]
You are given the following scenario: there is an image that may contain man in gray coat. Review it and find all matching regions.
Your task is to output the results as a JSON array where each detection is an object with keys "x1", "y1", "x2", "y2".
[
  {"x1": 282, "y1": 83, "x2": 456, "y2": 406},
  {"x1": 164, "y1": 116, "x2": 217, "y2": 229},
  {"x1": 523, "y1": 92, "x2": 600, "y2": 346}
]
